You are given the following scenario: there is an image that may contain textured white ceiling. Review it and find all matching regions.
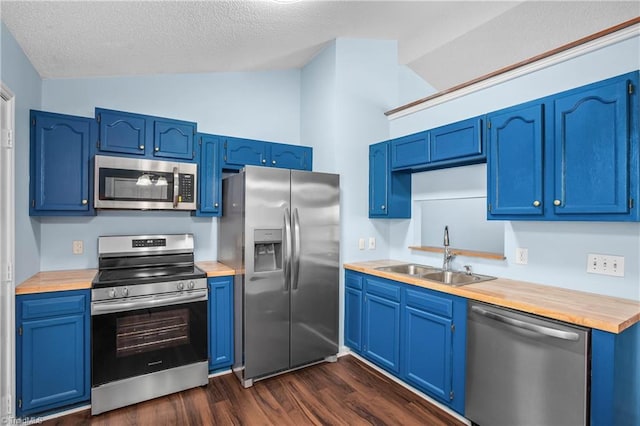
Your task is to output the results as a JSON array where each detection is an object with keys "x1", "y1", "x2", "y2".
[{"x1": 1, "y1": 1, "x2": 638, "y2": 91}]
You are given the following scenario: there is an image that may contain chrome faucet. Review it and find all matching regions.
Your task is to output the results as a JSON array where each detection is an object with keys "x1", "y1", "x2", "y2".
[{"x1": 443, "y1": 226, "x2": 454, "y2": 271}]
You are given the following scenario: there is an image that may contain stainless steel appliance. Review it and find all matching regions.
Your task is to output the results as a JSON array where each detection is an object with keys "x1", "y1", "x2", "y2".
[
  {"x1": 466, "y1": 301, "x2": 590, "y2": 426},
  {"x1": 219, "y1": 166, "x2": 340, "y2": 387},
  {"x1": 94, "y1": 155, "x2": 197, "y2": 210},
  {"x1": 91, "y1": 234, "x2": 208, "y2": 415}
]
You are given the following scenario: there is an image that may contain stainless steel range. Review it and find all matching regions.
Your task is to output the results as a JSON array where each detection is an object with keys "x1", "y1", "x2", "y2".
[{"x1": 90, "y1": 234, "x2": 208, "y2": 415}]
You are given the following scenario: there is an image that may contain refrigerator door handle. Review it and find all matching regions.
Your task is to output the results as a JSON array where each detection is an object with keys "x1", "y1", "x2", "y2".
[
  {"x1": 292, "y1": 207, "x2": 301, "y2": 290},
  {"x1": 283, "y1": 207, "x2": 292, "y2": 291}
]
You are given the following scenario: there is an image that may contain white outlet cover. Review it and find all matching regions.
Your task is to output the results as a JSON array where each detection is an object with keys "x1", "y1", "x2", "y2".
[
  {"x1": 515, "y1": 248, "x2": 528, "y2": 265},
  {"x1": 358, "y1": 238, "x2": 365, "y2": 250},
  {"x1": 72, "y1": 240, "x2": 84, "y2": 255},
  {"x1": 369, "y1": 237, "x2": 376, "y2": 250}
]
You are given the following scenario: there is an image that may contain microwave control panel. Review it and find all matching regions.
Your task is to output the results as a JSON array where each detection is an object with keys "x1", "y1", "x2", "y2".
[{"x1": 179, "y1": 174, "x2": 195, "y2": 203}]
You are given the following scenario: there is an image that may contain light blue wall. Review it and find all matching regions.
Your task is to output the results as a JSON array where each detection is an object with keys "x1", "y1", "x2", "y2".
[
  {"x1": 39, "y1": 70, "x2": 301, "y2": 270},
  {"x1": 388, "y1": 35, "x2": 640, "y2": 301},
  {"x1": 1, "y1": 23, "x2": 42, "y2": 285}
]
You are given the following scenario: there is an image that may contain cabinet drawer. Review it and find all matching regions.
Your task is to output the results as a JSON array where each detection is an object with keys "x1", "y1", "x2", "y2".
[
  {"x1": 345, "y1": 272, "x2": 363, "y2": 290},
  {"x1": 20, "y1": 294, "x2": 87, "y2": 320},
  {"x1": 365, "y1": 278, "x2": 401, "y2": 302},
  {"x1": 405, "y1": 288, "x2": 453, "y2": 318}
]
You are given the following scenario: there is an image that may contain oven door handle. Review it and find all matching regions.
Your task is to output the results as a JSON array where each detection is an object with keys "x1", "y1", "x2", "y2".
[{"x1": 91, "y1": 290, "x2": 207, "y2": 315}]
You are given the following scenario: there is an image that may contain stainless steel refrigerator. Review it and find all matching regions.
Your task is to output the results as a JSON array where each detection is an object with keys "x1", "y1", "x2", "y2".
[{"x1": 219, "y1": 166, "x2": 340, "y2": 387}]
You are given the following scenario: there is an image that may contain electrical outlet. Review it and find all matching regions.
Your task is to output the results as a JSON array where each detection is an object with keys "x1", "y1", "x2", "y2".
[
  {"x1": 587, "y1": 253, "x2": 624, "y2": 277},
  {"x1": 358, "y1": 238, "x2": 365, "y2": 250},
  {"x1": 368, "y1": 237, "x2": 376, "y2": 250},
  {"x1": 72, "y1": 240, "x2": 84, "y2": 255},
  {"x1": 515, "y1": 247, "x2": 528, "y2": 265}
]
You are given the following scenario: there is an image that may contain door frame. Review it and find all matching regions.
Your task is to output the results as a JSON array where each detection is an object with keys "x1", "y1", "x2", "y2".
[{"x1": 1, "y1": 82, "x2": 16, "y2": 420}]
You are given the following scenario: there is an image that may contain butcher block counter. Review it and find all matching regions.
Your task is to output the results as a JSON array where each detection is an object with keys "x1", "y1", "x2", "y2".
[
  {"x1": 344, "y1": 260, "x2": 640, "y2": 334},
  {"x1": 16, "y1": 261, "x2": 234, "y2": 295}
]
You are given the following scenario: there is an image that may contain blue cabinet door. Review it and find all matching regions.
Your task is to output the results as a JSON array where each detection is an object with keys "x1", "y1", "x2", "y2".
[
  {"x1": 553, "y1": 78, "x2": 631, "y2": 215},
  {"x1": 96, "y1": 108, "x2": 147, "y2": 156},
  {"x1": 16, "y1": 290, "x2": 90, "y2": 416},
  {"x1": 208, "y1": 277, "x2": 234, "y2": 371},
  {"x1": 390, "y1": 131, "x2": 429, "y2": 170},
  {"x1": 223, "y1": 137, "x2": 267, "y2": 168},
  {"x1": 269, "y1": 143, "x2": 312, "y2": 170},
  {"x1": 363, "y1": 278, "x2": 401, "y2": 374},
  {"x1": 153, "y1": 119, "x2": 196, "y2": 160},
  {"x1": 403, "y1": 305, "x2": 453, "y2": 403},
  {"x1": 344, "y1": 272, "x2": 364, "y2": 352},
  {"x1": 369, "y1": 142, "x2": 389, "y2": 216},
  {"x1": 487, "y1": 103, "x2": 545, "y2": 218},
  {"x1": 430, "y1": 117, "x2": 484, "y2": 165},
  {"x1": 30, "y1": 110, "x2": 94, "y2": 215},
  {"x1": 195, "y1": 134, "x2": 221, "y2": 216}
]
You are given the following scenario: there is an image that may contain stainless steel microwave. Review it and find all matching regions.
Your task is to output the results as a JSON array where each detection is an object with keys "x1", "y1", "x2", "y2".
[{"x1": 94, "y1": 155, "x2": 197, "y2": 210}]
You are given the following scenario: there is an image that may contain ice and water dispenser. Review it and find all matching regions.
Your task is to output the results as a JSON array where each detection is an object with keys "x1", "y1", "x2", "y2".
[{"x1": 253, "y1": 229, "x2": 283, "y2": 272}]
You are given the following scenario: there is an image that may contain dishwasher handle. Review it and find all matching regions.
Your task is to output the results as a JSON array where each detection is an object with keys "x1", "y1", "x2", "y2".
[{"x1": 471, "y1": 305, "x2": 580, "y2": 341}]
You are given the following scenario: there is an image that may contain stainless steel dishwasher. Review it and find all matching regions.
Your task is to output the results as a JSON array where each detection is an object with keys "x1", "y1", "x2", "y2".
[{"x1": 466, "y1": 301, "x2": 590, "y2": 426}]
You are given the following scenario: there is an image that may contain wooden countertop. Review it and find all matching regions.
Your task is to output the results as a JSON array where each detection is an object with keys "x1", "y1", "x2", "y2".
[
  {"x1": 344, "y1": 260, "x2": 640, "y2": 334},
  {"x1": 16, "y1": 261, "x2": 234, "y2": 295},
  {"x1": 196, "y1": 261, "x2": 235, "y2": 277},
  {"x1": 16, "y1": 269, "x2": 97, "y2": 295}
]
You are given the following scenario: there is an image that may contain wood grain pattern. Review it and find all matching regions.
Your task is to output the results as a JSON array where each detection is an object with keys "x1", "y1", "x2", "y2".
[
  {"x1": 195, "y1": 261, "x2": 235, "y2": 277},
  {"x1": 41, "y1": 355, "x2": 464, "y2": 426},
  {"x1": 345, "y1": 260, "x2": 640, "y2": 334},
  {"x1": 385, "y1": 17, "x2": 640, "y2": 117},
  {"x1": 409, "y1": 245, "x2": 505, "y2": 260},
  {"x1": 16, "y1": 269, "x2": 97, "y2": 295}
]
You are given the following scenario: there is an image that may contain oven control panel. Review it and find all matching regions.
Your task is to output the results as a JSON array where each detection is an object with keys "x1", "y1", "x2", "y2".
[
  {"x1": 132, "y1": 238, "x2": 167, "y2": 248},
  {"x1": 91, "y1": 278, "x2": 207, "y2": 302}
]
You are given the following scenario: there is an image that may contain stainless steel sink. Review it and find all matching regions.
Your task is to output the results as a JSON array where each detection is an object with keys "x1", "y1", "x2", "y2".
[
  {"x1": 421, "y1": 270, "x2": 496, "y2": 286},
  {"x1": 375, "y1": 264, "x2": 440, "y2": 276},
  {"x1": 375, "y1": 263, "x2": 496, "y2": 286}
]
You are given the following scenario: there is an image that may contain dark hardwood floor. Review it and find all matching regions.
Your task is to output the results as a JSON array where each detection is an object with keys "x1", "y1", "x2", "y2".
[{"x1": 43, "y1": 355, "x2": 465, "y2": 426}]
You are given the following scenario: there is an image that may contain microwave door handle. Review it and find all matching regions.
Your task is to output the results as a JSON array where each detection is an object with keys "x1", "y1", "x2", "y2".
[{"x1": 172, "y1": 167, "x2": 179, "y2": 208}]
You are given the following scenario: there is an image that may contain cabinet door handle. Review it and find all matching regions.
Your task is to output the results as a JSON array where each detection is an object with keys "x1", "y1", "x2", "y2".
[
  {"x1": 553, "y1": 199, "x2": 561, "y2": 206},
  {"x1": 214, "y1": 203, "x2": 219, "y2": 208},
  {"x1": 261, "y1": 158, "x2": 267, "y2": 164},
  {"x1": 81, "y1": 199, "x2": 88, "y2": 205},
  {"x1": 139, "y1": 145, "x2": 144, "y2": 150},
  {"x1": 155, "y1": 147, "x2": 160, "y2": 152},
  {"x1": 533, "y1": 200, "x2": 541, "y2": 207},
  {"x1": 381, "y1": 205, "x2": 386, "y2": 210},
  {"x1": 272, "y1": 160, "x2": 276, "y2": 165}
]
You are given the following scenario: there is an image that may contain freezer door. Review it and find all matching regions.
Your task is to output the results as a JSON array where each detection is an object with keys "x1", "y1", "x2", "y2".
[
  {"x1": 290, "y1": 170, "x2": 340, "y2": 367},
  {"x1": 244, "y1": 167, "x2": 292, "y2": 379}
]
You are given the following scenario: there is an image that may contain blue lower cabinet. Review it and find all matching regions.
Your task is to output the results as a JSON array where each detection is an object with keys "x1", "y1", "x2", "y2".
[
  {"x1": 208, "y1": 276, "x2": 234, "y2": 371},
  {"x1": 401, "y1": 287, "x2": 466, "y2": 414},
  {"x1": 344, "y1": 271, "x2": 466, "y2": 414},
  {"x1": 363, "y1": 287, "x2": 401, "y2": 374},
  {"x1": 16, "y1": 290, "x2": 90, "y2": 417}
]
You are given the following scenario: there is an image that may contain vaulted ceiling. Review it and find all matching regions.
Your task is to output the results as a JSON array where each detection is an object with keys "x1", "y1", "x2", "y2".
[{"x1": 1, "y1": 1, "x2": 638, "y2": 91}]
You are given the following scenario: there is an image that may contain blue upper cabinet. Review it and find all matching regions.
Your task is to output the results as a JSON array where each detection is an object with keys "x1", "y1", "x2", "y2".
[
  {"x1": 430, "y1": 117, "x2": 484, "y2": 166},
  {"x1": 553, "y1": 77, "x2": 631, "y2": 216},
  {"x1": 223, "y1": 137, "x2": 267, "y2": 168},
  {"x1": 369, "y1": 141, "x2": 411, "y2": 218},
  {"x1": 153, "y1": 118, "x2": 196, "y2": 160},
  {"x1": 487, "y1": 71, "x2": 639, "y2": 221},
  {"x1": 391, "y1": 131, "x2": 429, "y2": 170},
  {"x1": 30, "y1": 110, "x2": 95, "y2": 216},
  {"x1": 96, "y1": 108, "x2": 146, "y2": 156},
  {"x1": 222, "y1": 137, "x2": 312, "y2": 171},
  {"x1": 270, "y1": 143, "x2": 312, "y2": 170},
  {"x1": 389, "y1": 116, "x2": 485, "y2": 173},
  {"x1": 487, "y1": 102, "x2": 545, "y2": 218},
  {"x1": 194, "y1": 133, "x2": 222, "y2": 217},
  {"x1": 96, "y1": 108, "x2": 196, "y2": 161}
]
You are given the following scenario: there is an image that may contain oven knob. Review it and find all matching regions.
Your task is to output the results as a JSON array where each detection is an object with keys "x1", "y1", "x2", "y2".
[
  {"x1": 177, "y1": 281, "x2": 185, "y2": 291},
  {"x1": 108, "y1": 288, "x2": 116, "y2": 298},
  {"x1": 188, "y1": 281, "x2": 195, "y2": 289},
  {"x1": 121, "y1": 287, "x2": 129, "y2": 297}
]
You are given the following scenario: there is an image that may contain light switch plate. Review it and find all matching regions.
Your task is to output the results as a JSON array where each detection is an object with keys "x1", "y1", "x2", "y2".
[
  {"x1": 358, "y1": 238, "x2": 365, "y2": 250},
  {"x1": 368, "y1": 237, "x2": 376, "y2": 250},
  {"x1": 587, "y1": 253, "x2": 624, "y2": 277}
]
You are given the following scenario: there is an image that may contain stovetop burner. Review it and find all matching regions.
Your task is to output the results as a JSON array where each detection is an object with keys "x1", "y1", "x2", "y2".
[{"x1": 92, "y1": 265, "x2": 206, "y2": 289}]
